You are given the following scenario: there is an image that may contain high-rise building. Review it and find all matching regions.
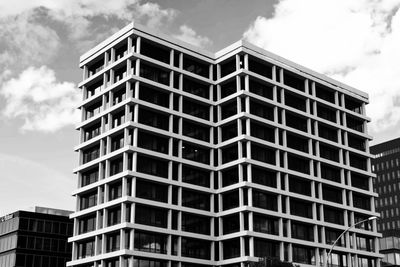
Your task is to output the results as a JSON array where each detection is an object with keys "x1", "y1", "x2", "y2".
[
  {"x1": 371, "y1": 138, "x2": 400, "y2": 266},
  {"x1": 69, "y1": 22, "x2": 381, "y2": 267},
  {"x1": 0, "y1": 206, "x2": 73, "y2": 267}
]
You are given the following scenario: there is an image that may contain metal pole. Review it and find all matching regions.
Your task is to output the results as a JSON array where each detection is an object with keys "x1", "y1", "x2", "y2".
[{"x1": 324, "y1": 216, "x2": 377, "y2": 267}]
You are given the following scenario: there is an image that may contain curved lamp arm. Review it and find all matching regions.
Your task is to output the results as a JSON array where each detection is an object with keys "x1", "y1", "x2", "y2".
[{"x1": 325, "y1": 216, "x2": 377, "y2": 267}]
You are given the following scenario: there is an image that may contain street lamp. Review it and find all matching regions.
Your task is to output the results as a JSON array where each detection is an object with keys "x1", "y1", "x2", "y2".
[{"x1": 325, "y1": 216, "x2": 377, "y2": 267}]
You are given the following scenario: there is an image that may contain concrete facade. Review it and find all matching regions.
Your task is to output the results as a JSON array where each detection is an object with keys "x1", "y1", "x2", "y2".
[{"x1": 68, "y1": 22, "x2": 381, "y2": 267}]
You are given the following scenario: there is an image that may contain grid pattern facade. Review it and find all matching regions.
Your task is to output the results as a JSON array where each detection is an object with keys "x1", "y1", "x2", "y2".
[
  {"x1": 371, "y1": 138, "x2": 400, "y2": 237},
  {"x1": 0, "y1": 209, "x2": 73, "y2": 267},
  {"x1": 69, "y1": 23, "x2": 380, "y2": 267}
]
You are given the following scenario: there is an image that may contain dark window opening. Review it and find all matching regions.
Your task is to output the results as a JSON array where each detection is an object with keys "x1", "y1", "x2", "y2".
[
  {"x1": 183, "y1": 56, "x2": 209, "y2": 78},
  {"x1": 182, "y1": 97, "x2": 210, "y2": 120},
  {"x1": 322, "y1": 185, "x2": 342, "y2": 204},
  {"x1": 220, "y1": 79, "x2": 237, "y2": 99},
  {"x1": 251, "y1": 144, "x2": 275, "y2": 165},
  {"x1": 182, "y1": 120, "x2": 209, "y2": 142},
  {"x1": 248, "y1": 56, "x2": 273, "y2": 79},
  {"x1": 223, "y1": 238, "x2": 240, "y2": 259},
  {"x1": 140, "y1": 40, "x2": 170, "y2": 64},
  {"x1": 87, "y1": 57, "x2": 104, "y2": 77},
  {"x1": 251, "y1": 121, "x2": 275, "y2": 143},
  {"x1": 289, "y1": 176, "x2": 311, "y2": 196},
  {"x1": 221, "y1": 100, "x2": 237, "y2": 120},
  {"x1": 183, "y1": 76, "x2": 209, "y2": 99},
  {"x1": 220, "y1": 58, "x2": 236, "y2": 77},
  {"x1": 345, "y1": 97, "x2": 363, "y2": 114},
  {"x1": 352, "y1": 173, "x2": 369, "y2": 190},
  {"x1": 253, "y1": 213, "x2": 279, "y2": 235},
  {"x1": 320, "y1": 144, "x2": 339, "y2": 162},
  {"x1": 290, "y1": 199, "x2": 312, "y2": 218},
  {"x1": 253, "y1": 190, "x2": 277, "y2": 211},
  {"x1": 285, "y1": 92, "x2": 306, "y2": 112},
  {"x1": 348, "y1": 134, "x2": 366, "y2": 151},
  {"x1": 140, "y1": 63, "x2": 169, "y2": 85},
  {"x1": 81, "y1": 168, "x2": 99, "y2": 187},
  {"x1": 111, "y1": 133, "x2": 124, "y2": 152},
  {"x1": 250, "y1": 100, "x2": 274, "y2": 121},
  {"x1": 110, "y1": 157, "x2": 123, "y2": 176},
  {"x1": 287, "y1": 133, "x2": 308, "y2": 153},
  {"x1": 137, "y1": 130, "x2": 169, "y2": 154},
  {"x1": 182, "y1": 165, "x2": 210, "y2": 187},
  {"x1": 109, "y1": 181, "x2": 122, "y2": 200},
  {"x1": 221, "y1": 122, "x2": 238, "y2": 141},
  {"x1": 223, "y1": 190, "x2": 239, "y2": 210},
  {"x1": 287, "y1": 154, "x2": 309, "y2": 174},
  {"x1": 254, "y1": 238, "x2": 279, "y2": 258},
  {"x1": 291, "y1": 222, "x2": 314, "y2": 241},
  {"x1": 182, "y1": 189, "x2": 210, "y2": 211},
  {"x1": 114, "y1": 65, "x2": 127, "y2": 83},
  {"x1": 316, "y1": 84, "x2": 335, "y2": 103},
  {"x1": 324, "y1": 207, "x2": 344, "y2": 225},
  {"x1": 252, "y1": 166, "x2": 277, "y2": 188},
  {"x1": 136, "y1": 179, "x2": 168, "y2": 203},
  {"x1": 181, "y1": 237, "x2": 210, "y2": 260},
  {"x1": 221, "y1": 166, "x2": 239, "y2": 187},
  {"x1": 182, "y1": 213, "x2": 210, "y2": 235},
  {"x1": 138, "y1": 107, "x2": 169, "y2": 130},
  {"x1": 283, "y1": 71, "x2": 305, "y2": 92},
  {"x1": 84, "y1": 122, "x2": 101, "y2": 141},
  {"x1": 346, "y1": 115, "x2": 364, "y2": 132},
  {"x1": 349, "y1": 153, "x2": 367, "y2": 171},
  {"x1": 318, "y1": 123, "x2": 337, "y2": 142},
  {"x1": 249, "y1": 78, "x2": 273, "y2": 100},
  {"x1": 137, "y1": 154, "x2": 168, "y2": 178},
  {"x1": 317, "y1": 104, "x2": 336, "y2": 123},
  {"x1": 135, "y1": 205, "x2": 167, "y2": 228},
  {"x1": 139, "y1": 84, "x2": 169, "y2": 108},
  {"x1": 292, "y1": 245, "x2": 315, "y2": 265},
  {"x1": 286, "y1": 112, "x2": 308, "y2": 132},
  {"x1": 134, "y1": 230, "x2": 167, "y2": 254},
  {"x1": 222, "y1": 145, "x2": 238, "y2": 164},
  {"x1": 321, "y1": 163, "x2": 341, "y2": 183},
  {"x1": 82, "y1": 145, "x2": 100, "y2": 164},
  {"x1": 353, "y1": 193, "x2": 371, "y2": 210},
  {"x1": 223, "y1": 214, "x2": 240, "y2": 234},
  {"x1": 182, "y1": 142, "x2": 210, "y2": 164}
]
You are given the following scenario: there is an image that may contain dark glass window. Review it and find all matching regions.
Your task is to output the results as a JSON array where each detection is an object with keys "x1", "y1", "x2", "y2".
[
  {"x1": 78, "y1": 215, "x2": 96, "y2": 234},
  {"x1": 81, "y1": 168, "x2": 98, "y2": 187},
  {"x1": 221, "y1": 100, "x2": 237, "y2": 120},
  {"x1": 283, "y1": 71, "x2": 305, "y2": 92},
  {"x1": 326, "y1": 228, "x2": 345, "y2": 247},
  {"x1": 85, "y1": 101, "x2": 102, "y2": 119},
  {"x1": 183, "y1": 76, "x2": 209, "y2": 99},
  {"x1": 140, "y1": 63, "x2": 169, "y2": 85},
  {"x1": 345, "y1": 97, "x2": 363, "y2": 114},
  {"x1": 251, "y1": 121, "x2": 275, "y2": 142},
  {"x1": 137, "y1": 154, "x2": 168, "y2": 178},
  {"x1": 82, "y1": 145, "x2": 100, "y2": 164},
  {"x1": 140, "y1": 40, "x2": 170, "y2": 64},
  {"x1": 182, "y1": 189, "x2": 210, "y2": 211},
  {"x1": 321, "y1": 163, "x2": 341, "y2": 183},
  {"x1": 182, "y1": 97, "x2": 209, "y2": 120},
  {"x1": 87, "y1": 57, "x2": 104, "y2": 77},
  {"x1": 249, "y1": 78, "x2": 273, "y2": 100},
  {"x1": 291, "y1": 222, "x2": 314, "y2": 241},
  {"x1": 222, "y1": 190, "x2": 239, "y2": 210},
  {"x1": 223, "y1": 214, "x2": 240, "y2": 234},
  {"x1": 137, "y1": 130, "x2": 169, "y2": 154},
  {"x1": 110, "y1": 157, "x2": 123, "y2": 176},
  {"x1": 112, "y1": 110, "x2": 125, "y2": 128},
  {"x1": 136, "y1": 179, "x2": 168, "y2": 202},
  {"x1": 182, "y1": 142, "x2": 210, "y2": 164},
  {"x1": 111, "y1": 133, "x2": 124, "y2": 152},
  {"x1": 183, "y1": 56, "x2": 209, "y2": 78},
  {"x1": 353, "y1": 193, "x2": 371, "y2": 210},
  {"x1": 356, "y1": 235, "x2": 374, "y2": 251},
  {"x1": 287, "y1": 154, "x2": 309, "y2": 174},
  {"x1": 348, "y1": 134, "x2": 366, "y2": 151},
  {"x1": 181, "y1": 237, "x2": 210, "y2": 259},
  {"x1": 182, "y1": 120, "x2": 209, "y2": 142},
  {"x1": 346, "y1": 115, "x2": 364, "y2": 132},
  {"x1": 324, "y1": 207, "x2": 344, "y2": 225},
  {"x1": 254, "y1": 238, "x2": 279, "y2": 258},
  {"x1": 317, "y1": 104, "x2": 336, "y2": 123},
  {"x1": 108, "y1": 206, "x2": 121, "y2": 226},
  {"x1": 114, "y1": 65, "x2": 127, "y2": 84},
  {"x1": 351, "y1": 173, "x2": 369, "y2": 190},
  {"x1": 220, "y1": 79, "x2": 237, "y2": 98},
  {"x1": 323, "y1": 186, "x2": 342, "y2": 204},
  {"x1": 287, "y1": 133, "x2": 308, "y2": 153},
  {"x1": 252, "y1": 166, "x2": 276, "y2": 188},
  {"x1": 253, "y1": 190, "x2": 277, "y2": 211},
  {"x1": 292, "y1": 245, "x2": 315, "y2": 264},
  {"x1": 222, "y1": 145, "x2": 238, "y2": 164},
  {"x1": 349, "y1": 153, "x2": 367, "y2": 170},
  {"x1": 316, "y1": 83, "x2": 335, "y2": 103},
  {"x1": 80, "y1": 191, "x2": 97, "y2": 210},
  {"x1": 253, "y1": 214, "x2": 278, "y2": 235},
  {"x1": 250, "y1": 100, "x2": 274, "y2": 121},
  {"x1": 134, "y1": 231, "x2": 167, "y2": 254},
  {"x1": 251, "y1": 144, "x2": 275, "y2": 164},
  {"x1": 138, "y1": 107, "x2": 169, "y2": 130},
  {"x1": 84, "y1": 122, "x2": 101, "y2": 141},
  {"x1": 320, "y1": 144, "x2": 339, "y2": 162},
  {"x1": 223, "y1": 238, "x2": 240, "y2": 259},
  {"x1": 135, "y1": 205, "x2": 167, "y2": 228},
  {"x1": 289, "y1": 176, "x2": 311, "y2": 196},
  {"x1": 318, "y1": 123, "x2": 337, "y2": 142},
  {"x1": 182, "y1": 165, "x2": 210, "y2": 187},
  {"x1": 220, "y1": 58, "x2": 236, "y2": 77},
  {"x1": 182, "y1": 213, "x2": 210, "y2": 235},
  {"x1": 77, "y1": 239, "x2": 95, "y2": 258},
  {"x1": 221, "y1": 166, "x2": 239, "y2": 187},
  {"x1": 109, "y1": 181, "x2": 122, "y2": 200},
  {"x1": 248, "y1": 57, "x2": 273, "y2": 79},
  {"x1": 290, "y1": 199, "x2": 312, "y2": 218},
  {"x1": 286, "y1": 112, "x2": 307, "y2": 132},
  {"x1": 285, "y1": 92, "x2": 306, "y2": 112},
  {"x1": 221, "y1": 122, "x2": 238, "y2": 141},
  {"x1": 139, "y1": 84, "x2": 169, "y2": 108}
]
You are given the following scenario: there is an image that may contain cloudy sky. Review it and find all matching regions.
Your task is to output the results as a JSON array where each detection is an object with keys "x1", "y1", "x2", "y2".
[{"x1": 1, "y1": 0, "x2": 400, "y2": 215}]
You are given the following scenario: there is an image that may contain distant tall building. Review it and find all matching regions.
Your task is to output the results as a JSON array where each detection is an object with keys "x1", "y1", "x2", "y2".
[
  {"x1": 69, "y1": 22, "x2": 380, "y2": 267},
  {"x1": 371, "y1": 138, "x2": 400, "y2": 266},
  {"x1": 0, "y1": 206, "x2": 73, "y2": 267}
]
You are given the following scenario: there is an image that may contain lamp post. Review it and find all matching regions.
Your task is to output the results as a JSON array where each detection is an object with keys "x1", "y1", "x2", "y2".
[{"x1": 324, "y1": 216, "x2": 377, "y2": 267}]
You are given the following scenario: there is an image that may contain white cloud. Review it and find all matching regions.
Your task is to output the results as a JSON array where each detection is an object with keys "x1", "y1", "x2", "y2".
[
  {"x1": 0, "y1": 66, "x2": 80, "y2": 132},
  {"x1": 243, "y1": 0, "x2": 400, "y2": 137},
  {"x1": 173, "y1": 25, "x2": 212, "y2": 49}
]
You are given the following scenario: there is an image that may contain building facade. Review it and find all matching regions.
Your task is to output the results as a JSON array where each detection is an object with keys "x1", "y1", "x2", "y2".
[
  {"x1": 0, "y1": 207, "x2": 73, "y2": 267},
  {"x1": 371, "y1": 138, "x2": 400, "y2": 266},
  {"x1": 69, "y1": 22, "x2": 381, "y2": 267}
]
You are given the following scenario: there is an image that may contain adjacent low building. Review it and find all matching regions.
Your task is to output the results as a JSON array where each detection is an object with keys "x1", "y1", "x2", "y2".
[
  {"x1": 0, "y1": 206, "x2": 73, "y2": 267},
  {"x1": 69, "y1": 22, "x2": 381, "y2": 267}
]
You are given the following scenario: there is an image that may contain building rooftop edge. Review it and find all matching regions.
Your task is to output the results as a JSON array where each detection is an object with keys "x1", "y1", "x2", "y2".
[
  {"x1": 80, "y1": 21, "x2": 368, "y2": 100},
  {"x1": 0, "y1": 206, "x2": 73, "y2": 218}
]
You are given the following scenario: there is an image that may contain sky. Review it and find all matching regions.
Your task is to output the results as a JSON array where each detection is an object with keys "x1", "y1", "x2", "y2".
[{"x1": 0, "y1": 0, "x2": 400, "y2": 216}]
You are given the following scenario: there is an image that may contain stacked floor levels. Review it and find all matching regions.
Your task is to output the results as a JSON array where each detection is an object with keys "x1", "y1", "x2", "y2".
[{"x1": 69, "y1": 22, "x2": 381, "y2": 267}]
